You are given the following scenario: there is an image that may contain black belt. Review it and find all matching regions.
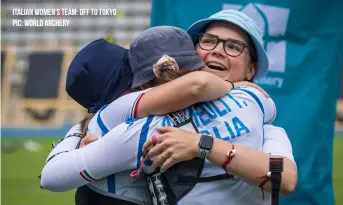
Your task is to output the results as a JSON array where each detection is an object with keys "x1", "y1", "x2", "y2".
[{"x1": 177, "y1": 173, "x2": 234, "y2": 184}]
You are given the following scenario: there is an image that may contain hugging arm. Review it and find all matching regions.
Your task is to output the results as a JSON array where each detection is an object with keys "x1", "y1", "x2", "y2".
[
  {"x1": 40, "y1": 71, "x2": 238, "y2": 192},
  {"x1": 40, "y1": 120, "x2": 152, "y2": 192},
  {"x1": 143, "y1": 125, "x2": 297, "y2": 196},
  {"x1": 134, "y1": 71, "x2": 235, "y2": 118},
  {"x1": 135, "y1": 71, "x2": 269, "y2": 118},
  {"x1": 142, "y1": 89, "x2": 296, "y2": 196},
  {"x1": 208, "y1": 125, "x2": 297, "y2": 195},
  {"x1": 40, "y1": 124, "x2": 84, "y2": 191},
  {"x1": 99, "y1": 71, "x2": 265, "y2": 130}
]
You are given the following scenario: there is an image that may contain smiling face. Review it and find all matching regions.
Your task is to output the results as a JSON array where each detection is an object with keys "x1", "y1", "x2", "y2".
[{"x1": 196, "y1": 21, "x2": 257, "y2": 82}]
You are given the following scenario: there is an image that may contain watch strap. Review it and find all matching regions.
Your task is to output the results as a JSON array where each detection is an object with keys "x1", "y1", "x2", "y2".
[{"x1": 199, "y1": 148, "x2": 209, "y2": 159}]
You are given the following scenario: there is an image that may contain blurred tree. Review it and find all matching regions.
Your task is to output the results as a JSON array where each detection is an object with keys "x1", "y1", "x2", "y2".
[
  {"x1": 105, "y1": 35, "x2": 114, "y2": 43},
  {"x1": 116, "y1": 11, "x2": 125, "y2": 19},
  {"x1": 1, "y1": 8, "x2": 7, "y2": 19}
]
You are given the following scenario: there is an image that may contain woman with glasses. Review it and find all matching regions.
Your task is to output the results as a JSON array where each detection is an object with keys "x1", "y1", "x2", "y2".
[
  {"x1": 41, "y1": 10, "x2": 297, "y2": 205},
  {"x1": 140, "y1": 11, "x2": 296, "y2": 204},
  {"x1": 197, "y1": 32, "x2": 257, "y2": 80}
]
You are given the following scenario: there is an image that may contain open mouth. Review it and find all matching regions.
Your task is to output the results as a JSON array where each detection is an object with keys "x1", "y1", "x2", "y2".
[{"x1": 207, "y1": 62, "x2": 226, "y2": 71}]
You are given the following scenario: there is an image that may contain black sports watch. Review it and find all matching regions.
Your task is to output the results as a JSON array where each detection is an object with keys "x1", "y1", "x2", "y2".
[{"x1": 198, "y1": 135, "x2": 213, "y2": 159}]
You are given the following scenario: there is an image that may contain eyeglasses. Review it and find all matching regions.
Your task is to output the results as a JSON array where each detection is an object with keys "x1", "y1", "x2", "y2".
[{"x1": 198, "y1": 33, "x2": 251, "y2": 57}]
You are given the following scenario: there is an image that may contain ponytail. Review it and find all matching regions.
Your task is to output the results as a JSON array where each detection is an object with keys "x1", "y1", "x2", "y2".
[{"x1": 80, "y1": 113, "x2": 95, "y2": 138}]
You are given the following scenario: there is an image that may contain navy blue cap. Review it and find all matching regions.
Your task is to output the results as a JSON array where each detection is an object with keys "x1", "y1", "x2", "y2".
[{"x1": 66, "y1": 39, "x2": 133, "y2": 113}]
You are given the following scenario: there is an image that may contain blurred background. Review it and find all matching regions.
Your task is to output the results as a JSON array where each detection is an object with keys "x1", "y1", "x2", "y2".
[
  {"x1": 1, "y1": 0, "x2": 343, "y2": 205},
  {"x1": 1, "y1": 0, "x2": 151, "y2": 205},
  {"x1": 1, "y1": 0, "x2": 150, "y2": 131}
]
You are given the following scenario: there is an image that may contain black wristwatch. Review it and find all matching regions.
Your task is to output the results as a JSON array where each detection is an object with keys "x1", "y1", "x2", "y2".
[{"x1": 198, "y1": 135, "x2": 213, "y2": 159}]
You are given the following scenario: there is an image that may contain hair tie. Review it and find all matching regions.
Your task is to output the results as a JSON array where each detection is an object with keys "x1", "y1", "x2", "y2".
[{"x1": 153, "y1": 54, "x2": 180, "y2": 79}]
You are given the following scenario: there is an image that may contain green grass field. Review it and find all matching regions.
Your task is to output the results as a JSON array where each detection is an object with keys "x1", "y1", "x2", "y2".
[{"x1": 2, "y1": 137, "x2": 343, "y2": 205}]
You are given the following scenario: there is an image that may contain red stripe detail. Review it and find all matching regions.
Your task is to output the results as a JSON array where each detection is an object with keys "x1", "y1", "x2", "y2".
[
  {"x1": 221, "y1": 145, "x2": 235, "y2": 169},
  {"x1": 80, "y1": 172, "x2": 91, "y2": 182},
  {"x1": 133, "y1": 93, "x2": 145, "y2": 118}
]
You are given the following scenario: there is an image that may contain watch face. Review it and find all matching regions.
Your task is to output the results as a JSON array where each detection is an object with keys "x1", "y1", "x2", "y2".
[{"x1": 200, "y1": 135, "x2": 213, "y2": 150}]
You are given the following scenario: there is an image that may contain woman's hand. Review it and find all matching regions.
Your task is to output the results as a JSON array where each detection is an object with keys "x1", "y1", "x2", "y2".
[
  {"x1": 79, "y1": 134, "x2": 98, "y2": 148},
  {"x1": 233, "y1": 81, "x2": 269, "y2": 98},
  {"x1": 142, "y1": 127, "x2": 201, "y2": 172}
]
